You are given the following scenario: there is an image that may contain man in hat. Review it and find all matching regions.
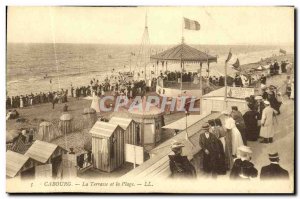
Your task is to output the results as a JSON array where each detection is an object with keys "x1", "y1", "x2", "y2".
[
  {"x1": 260, "y1": 152, "x2": 289, "y2": 180},
  {"x1": 261, "y1": 86, "x2": 268, "y2": 100},
  {"x1": 255, "y1": 95, "x2": 265, "y2": 119},
  {"x1": 231, "y1": 106, "x2": 247, "y2": 145},
  {"x1": 230, "y1": 146, "x2": 258, "y2": 180},
  {"x1": 168, "y1": 141, "x2": 197, "y2": 179},
  {"x1": 260, "y1": 101, "x2": 278, "y2": 143},
  {"x1": 267, "y1": 86, "x2": 281, "y2": 114},
  {"x1": 260, "y1": 74, "x2": 267, "y2": 85},
  {"x1": 199, "y1": 123, "x2": 220, "y2": 177}
]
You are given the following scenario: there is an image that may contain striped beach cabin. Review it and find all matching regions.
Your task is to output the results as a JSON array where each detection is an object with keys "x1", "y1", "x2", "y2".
[
  {"x1": 109, "y1": 117, "x2": 138, "y2": 145},
  {"x1": 89, "y1": 121, "x2": 125, "y2": 172}
]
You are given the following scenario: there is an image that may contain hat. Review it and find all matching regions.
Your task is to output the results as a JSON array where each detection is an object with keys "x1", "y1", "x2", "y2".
[
  {"x1": 202, "y1": 123, "x2": 210, "y2": 130},
  {"x1": 231, "y1": 106, "x2": 238, "y2": 111},
  {"x1": 269, "y1": 152, "x2": 280, "y2": 161},
  {"x1": 269, "y1": 152, "x2": 279, "y2": 158},
  {"x1": 255, "y1": 96, "x2": 263, "y2": 100},
  {"x1": 221, "y1": 110, "x2": 231, "y2": 115},
  {"x1": 264, "y1": 101, "x2": 270, "y2": 105},
  {"x1": 238, "y1": 146, "x2": 252, "y2": 153},
  {"x1": 171, "y1": 141, "x2": 185, "y2": 150}
]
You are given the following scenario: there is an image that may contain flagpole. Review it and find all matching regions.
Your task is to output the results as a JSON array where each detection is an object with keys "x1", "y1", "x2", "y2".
[
  {"x1": 206, "y1": 50, "x2": 209, "y2": 80},
  {"x1": 181, "y1": 17, "x2": 188, "y2": 142},
  {"x1": 180, "y1": 18, "x2": 184, "y2": 95}
]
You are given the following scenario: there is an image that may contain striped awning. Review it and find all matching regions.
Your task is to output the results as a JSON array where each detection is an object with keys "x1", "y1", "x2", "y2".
[{"x1": 150, "y1": 43, "x2": 217, "y2": 64}]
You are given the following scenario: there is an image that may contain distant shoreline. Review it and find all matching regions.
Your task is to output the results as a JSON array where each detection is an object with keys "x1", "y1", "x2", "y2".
[
  {"x1": 7, "y1": 42, "x2": 294, "y2": 47},
  {"x1": 6, "y1": 44, "x2": 294, "y2": 96},
  {"x1": 241, "y1": 53, "x2": 294, "y2": 71}
]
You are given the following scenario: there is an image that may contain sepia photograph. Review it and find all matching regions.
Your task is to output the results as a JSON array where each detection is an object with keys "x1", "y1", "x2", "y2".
[{"x1": 5, "y1": 6, "x2": 295, "y2": 193}]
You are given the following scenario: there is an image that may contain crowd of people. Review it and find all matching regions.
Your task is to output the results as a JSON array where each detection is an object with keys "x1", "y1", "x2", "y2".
[
  {"x1": 6, "y1": 89, "x2": 68, "y2": 110},
  {"x1": 169, "y1": 67, "x2": 293, "y2": 180},
  {"x1": 169, "y1": 104, "x2": 290, "y2": 180},
  {"x1": 79, "y1": 74, "x2": 157, "y2": 99},
  {"x1": 6, "y1": 72, "x2": 159, "y2": 112},
  {"x1": 159, "y1": 70, "x2": 268, "y2": 89}
]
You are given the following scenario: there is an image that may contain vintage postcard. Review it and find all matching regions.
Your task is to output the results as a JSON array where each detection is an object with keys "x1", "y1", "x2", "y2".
[{"x1": 6, "y1": 6, "x2": 295, "y2": 193}]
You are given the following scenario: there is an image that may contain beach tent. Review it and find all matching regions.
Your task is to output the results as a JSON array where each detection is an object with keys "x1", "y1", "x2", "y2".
[
  {"x1": 90, "y1": 96, "x2": 101, "y2": 113},
  {"x1": 59, "y1": 113, "x2": 73, "y2": 135},
  {"x1": 37, "y1": 121, "x2": 60, "y2": 142},
  {"x1": 89, "y1": 121, "x2": 125, "y2": 172},
  {"x1": 262, "y1": 64, "x2": 270, "y2": 69},
  {"x1": 256, "y1": 66, "x2": 263, "y2": 71}
]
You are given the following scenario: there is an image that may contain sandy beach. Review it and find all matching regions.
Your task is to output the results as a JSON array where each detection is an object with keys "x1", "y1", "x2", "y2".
[{"x1": 6, "y1": 53, "x2": 294, "y2": 133}]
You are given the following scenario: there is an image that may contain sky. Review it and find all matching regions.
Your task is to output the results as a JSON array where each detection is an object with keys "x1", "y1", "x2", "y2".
[{"x1": 7, "y1": 6, "x2": 294, "y2": 45}]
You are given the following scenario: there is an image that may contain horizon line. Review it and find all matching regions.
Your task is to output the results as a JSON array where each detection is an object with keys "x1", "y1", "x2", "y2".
[{"x1": 6, "y1": 42, "x2": 294, "y2": 46}]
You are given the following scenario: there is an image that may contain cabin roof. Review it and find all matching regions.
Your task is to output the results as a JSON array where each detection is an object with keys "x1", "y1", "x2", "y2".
[
  {"x1": 6, "y1": 150, "x2": 30, "y2": 178},
  {"x1": 109, "y1": 117, "x2": 133, "y2": 130},
  {"x1": 25, "y1": 140, "x2": 59, "y2": 163},
  {"x1": 89, "y1": 121, "x2": 121, "y2": 137}
]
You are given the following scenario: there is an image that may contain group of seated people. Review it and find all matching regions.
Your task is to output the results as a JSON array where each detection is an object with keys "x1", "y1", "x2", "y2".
[{"x1": 158, "y1": 70, "x2": 268, "y2": 89}]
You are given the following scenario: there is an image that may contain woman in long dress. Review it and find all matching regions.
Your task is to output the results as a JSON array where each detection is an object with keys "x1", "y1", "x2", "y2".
[
  {"x1": 215, "y1": 118, "x2": 232, "y2": 170},
  {"x1": 20, "y1": 97, "x2": 24, "y2": 108},
  {"x1": 222, "y1": 111, "x2": 244, "y2": 157},
  {"x1": 208, "y1": 119, "x2": 227, "y2": 174}
]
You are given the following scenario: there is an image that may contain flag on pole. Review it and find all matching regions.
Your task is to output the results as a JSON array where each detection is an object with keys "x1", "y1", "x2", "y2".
[
  {"x1": 225, "y1": 49, "x2": 232, "y2": 63},
  {"x1": 184, "y1": 18, "x2": 200, "y2": 31},
  {"x1": 279, "y1": 49, "x2": 287, "y2": 55},
  {"x1": 232, "y1": 58, "x2": 241, "y2": 71}
]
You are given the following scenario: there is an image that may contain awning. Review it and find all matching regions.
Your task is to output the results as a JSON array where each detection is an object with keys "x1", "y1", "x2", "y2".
[
  {"x1": 150, "y1": 43, "x2": 217, "y2": 64},
  {"x1": 162, "y1": 113, "x2": 210, "y2": 130}
]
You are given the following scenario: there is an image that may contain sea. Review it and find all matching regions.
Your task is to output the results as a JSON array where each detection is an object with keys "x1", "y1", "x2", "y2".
[{"x1": 6, "y1": 43, "x2": 293, "y2": 96}]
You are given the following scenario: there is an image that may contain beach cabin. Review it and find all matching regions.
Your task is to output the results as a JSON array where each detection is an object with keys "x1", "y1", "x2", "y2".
[
  {"x1": 59, "y1": 113, "x2": 73, "y2": 135},
  {"x1": 89, "y1": 121, "x2": 125, "y2": 172},
  {"x1": 82, "y1": 107, "x2": 98, "y2": 129},
  {"x1": 25, "y1": 140, "x2": 67, "y2": 178},
  {"x1": 37, "y1": 121, "x2": 61, "y2": 142},
  {"x1": 128, "y1": 102, "x2": 164, "y2": 148},
  {"x1": 109, "y1": 117, "x2": 138, "y2": 145},
  {"x1": 6, "y1": 150, "x2": 38, "y2": 179}
]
